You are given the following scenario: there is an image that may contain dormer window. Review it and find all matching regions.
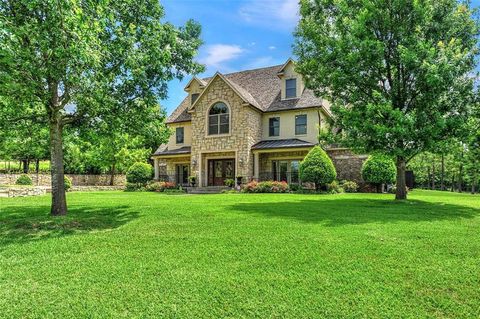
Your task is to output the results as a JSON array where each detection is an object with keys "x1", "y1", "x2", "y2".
[
  {"x1": 191, "y1": 93, "x2": 200, "y2": 105},
  {"x1": 286, "y1": 79, "x2": 297, "y2": 98}
]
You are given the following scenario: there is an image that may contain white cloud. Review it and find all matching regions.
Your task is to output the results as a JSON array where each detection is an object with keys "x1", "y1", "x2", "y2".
[
  {"x1": 268, "y1": 46, "x2": 276, "y2": 50},
  {"x1": 239, "y1": 0, "x2": 299, "y2": 30},
  {"x1": 199, "y1": 44, "x2": 245, "y2": 70}
]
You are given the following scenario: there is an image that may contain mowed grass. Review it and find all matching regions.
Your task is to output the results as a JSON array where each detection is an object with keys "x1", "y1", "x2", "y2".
[{"x1": 0, "y1": 190, "x2": 479, "y2": 318}]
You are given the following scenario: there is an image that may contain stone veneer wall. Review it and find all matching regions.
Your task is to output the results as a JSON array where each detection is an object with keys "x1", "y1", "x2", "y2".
[
  {"x1": 326, "y1": 149, "x2": 368, "y2": 183},
  {"x1": 0, "y1": 174, "x2": 126, "y2": 186},
  {"x1": 189, "y1": 76, "x2": 262, "y2": 185}
]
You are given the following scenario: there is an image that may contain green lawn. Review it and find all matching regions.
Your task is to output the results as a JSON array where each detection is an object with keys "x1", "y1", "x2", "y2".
[{"x1": 0, "y1": 190, "x2": 479, "y2": 318}]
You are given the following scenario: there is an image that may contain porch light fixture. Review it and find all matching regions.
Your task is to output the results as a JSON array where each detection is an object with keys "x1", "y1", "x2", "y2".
[{"x1": 192, "y1": 159, "x2": 197, "y2": 166}]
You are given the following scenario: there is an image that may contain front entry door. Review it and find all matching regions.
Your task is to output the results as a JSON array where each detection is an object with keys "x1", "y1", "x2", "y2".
[{"x1": 208, "y1": 159, "x2": 235, "y2": 186}]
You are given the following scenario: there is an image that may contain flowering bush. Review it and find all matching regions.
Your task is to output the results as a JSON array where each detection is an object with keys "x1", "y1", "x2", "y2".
[
  {"x1": 146, "y1": 181, "x2": 177, "y2": 192},
  {"x1": 341, "y1": 180, "x2": 359, "y2": 193},
  {"x1": 242, "y1": 180, "x2": 289, "y2": 193}
]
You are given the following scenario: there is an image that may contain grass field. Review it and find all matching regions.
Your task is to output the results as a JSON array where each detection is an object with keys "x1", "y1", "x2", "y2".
[{"x1": 0, "y1": 190, "x2": 479, "y2": 318}]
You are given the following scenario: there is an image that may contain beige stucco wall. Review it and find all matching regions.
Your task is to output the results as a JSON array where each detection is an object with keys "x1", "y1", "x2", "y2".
[
  {"x1": 189, "y1": 76, "x2": 262, "y2": 186},
  {"x1": 261, "y1": 108, "x2": 327, "y2": 144},
  {"x1": 165, "y1": 122, "x2": 192, "y2": 150},
  {"x1": 279, "y1": 61, "x2": 305, "y2": 100}
]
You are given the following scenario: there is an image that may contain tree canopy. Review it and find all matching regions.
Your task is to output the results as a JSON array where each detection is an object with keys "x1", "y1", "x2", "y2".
[
  {"x1": 0, "y1": 0, "x2": 203, "y2": 215},
  {"x1": 294, "y1": 0, "x2": 479, "y2": 199}
]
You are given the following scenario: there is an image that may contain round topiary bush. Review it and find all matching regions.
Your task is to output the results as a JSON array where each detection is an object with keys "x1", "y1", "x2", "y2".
[
  {"x1": 299, "y1": 146, "x2": 337, "y2": 190},
  {"x1": 64, "y1": 176, "x2": 72, "y2": 192},
  {"x1": 361, "y1": 154, "x2": 396, "y2": 193},
  {"x1": 16, "y1": 174, "x2": 33, "y2": 185},
  {"x1": 126, "y1": 162, "x2": 153, "y2": 184}
]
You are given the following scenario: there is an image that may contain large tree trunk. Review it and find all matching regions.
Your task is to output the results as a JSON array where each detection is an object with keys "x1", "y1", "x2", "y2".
[
  {"x1": 49, "y1": 114, "x2": 67, "y2": 216},
  {"x1": 22, "y1": 159, "x2": 28, "y2": 173},
  {"x1": 109, "y1": 162, "x2": 116, "y2": 186},
  {"x1": 395, "y1": 156, "x2": 407, "y2": 200},
  {"x1": 440, "y1": 154, "x2": 445, "y2": 191}
]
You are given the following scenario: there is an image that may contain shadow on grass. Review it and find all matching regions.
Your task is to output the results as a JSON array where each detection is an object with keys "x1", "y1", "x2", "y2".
[
  {"x1": 230, "y1": 197, "x2": 480, "y2": 226},
  {"x1": 0, "y1": 203, "x2": 139, "y2": 248}
]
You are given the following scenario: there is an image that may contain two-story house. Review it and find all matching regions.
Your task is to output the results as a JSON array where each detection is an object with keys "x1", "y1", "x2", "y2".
[{"x1": 152, "y1": 59, "x2": 365, "y2": 187}]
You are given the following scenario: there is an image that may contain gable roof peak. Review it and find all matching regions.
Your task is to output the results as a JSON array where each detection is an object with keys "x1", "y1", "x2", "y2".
[
  {"x1": 277, "y1": 58, "x2": 296, "y2": 76},
  {"x1": 184, "y1": 76, "x2": 207, "y2": 92},
  {"x1": 187, "y1": 72, "x2": 260, "y2": 112}
]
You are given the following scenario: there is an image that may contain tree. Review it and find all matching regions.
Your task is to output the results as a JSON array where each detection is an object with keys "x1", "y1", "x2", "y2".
[
  {"x1": 0, "y1": 0, "x2": 203, "y2": 215},
  {"x1": 294, "y1": 0, "x2": 478, "y2": 200},
  {"x1": 361, "y1": 154, "x2": 396, "y2": 193},
  {"x1": 299, "y1": 146, "x2": 336, "y2": 190},
  {"x1": 0, "y1": 117, "x2": 49, "y2": 173}
]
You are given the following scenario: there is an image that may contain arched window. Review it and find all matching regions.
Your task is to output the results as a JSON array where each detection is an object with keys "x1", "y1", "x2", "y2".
[{"x1": 208, "y1": 102, "x2": 229, "y2": 135}]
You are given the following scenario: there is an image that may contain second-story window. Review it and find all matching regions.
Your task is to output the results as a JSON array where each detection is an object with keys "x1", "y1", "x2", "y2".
[
  {"x1": 176, "y1": 127, "x2": 184, "y2": 144},
  {"x1": 269, "y1": 117, "x2": 280, "y2": 137},
  {"x1": 208, "y1": 102, "x2": 229, "y2": 135},
  {"x1": 295, "y1": 114, "x2": 307, "y2": 135},
  {"x1": 191, "y1": 93, "x2": 200, "y2": 105},
  {"x1": 286, "y1": 78, "x2": 297, "y2": 98}
]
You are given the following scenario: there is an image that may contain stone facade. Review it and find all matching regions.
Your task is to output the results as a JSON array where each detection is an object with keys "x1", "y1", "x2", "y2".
[
  {"x1": 326, "y1": 149, "x2": 368, "y2": 183},
  {"x1": 0, "y1": 174, "x2": 126, "y2": 186},
  {"x1": 189, "y1": 76, "x2": 262, "y2": 186}
]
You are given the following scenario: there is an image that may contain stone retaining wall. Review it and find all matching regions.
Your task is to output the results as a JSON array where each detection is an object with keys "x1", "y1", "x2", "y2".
[
  {"x1": 0, "y1": 187, "x2": 47, "y2": 198},
  {"x1": 0, "y1": 174, "x2": 126, "y2": 186}
]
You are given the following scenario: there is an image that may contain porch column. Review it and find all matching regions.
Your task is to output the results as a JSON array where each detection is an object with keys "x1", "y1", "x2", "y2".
[
  {"x1": 154, "y1": 158, "x2": 159, "y2": 180},
  {"x1": 198, "y1": 154, "x2": 203, "y2": 187},
  {"x1": 254, "y1": 152, "x2": 259, "y2": 181}
]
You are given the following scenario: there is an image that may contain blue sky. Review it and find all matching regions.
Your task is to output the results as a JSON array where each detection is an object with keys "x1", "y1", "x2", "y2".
[{"x1": 160, "y1": 0, "x2": 480, "y2": 116}]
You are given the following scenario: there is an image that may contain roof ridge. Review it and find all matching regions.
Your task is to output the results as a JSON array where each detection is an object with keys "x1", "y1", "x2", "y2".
[{"x1": 201, "y1": 64, "x2": 282, "y2": 81}]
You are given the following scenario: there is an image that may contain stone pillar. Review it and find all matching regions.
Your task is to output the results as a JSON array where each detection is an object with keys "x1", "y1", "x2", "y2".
[
  {"x1": 254, "y1": 152, "x2": 259, "y2": 181},
  {"x1": 154, "y1": 158, "x2": 159, "y2": 180}
]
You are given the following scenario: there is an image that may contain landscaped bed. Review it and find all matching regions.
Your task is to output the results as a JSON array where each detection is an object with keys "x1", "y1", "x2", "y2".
[{"x1": 0, "y1": 190, "x2": 478, "y2": 317}]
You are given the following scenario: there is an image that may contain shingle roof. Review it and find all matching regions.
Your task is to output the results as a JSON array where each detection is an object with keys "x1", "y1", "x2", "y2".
[
  {"x1": 251, "y1": 139, "x2": 316, "y2": 150},
  {"x1": 166, "y1": 63, "x2": 327, "y2": 123},
  {"x1": 153, "y1": 146, "x2": 191, "y2": 156}
]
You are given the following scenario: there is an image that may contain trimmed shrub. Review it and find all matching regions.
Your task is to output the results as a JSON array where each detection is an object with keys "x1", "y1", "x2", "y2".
[
  {"x1": 64, "y1": 176, "x2": 72, "y2": 191},
  {"x1": 242, "y1": 181, "x2": 289, "y2": 193},
  {"x1": 342, "y1": 180, "x2": 359, "y2": 193},
  {"x1": 362, "y1": 154, "x2": 396, "y2": 192},
  {"x1": 299, "y1": 146, "x2": 336, "y2": 190},
  {"x1": 16, "y1": 174, "x2": 33, "y2": 185},
  {"x1": 126, "y1": 162, "x2": 153, "y2": 184}
]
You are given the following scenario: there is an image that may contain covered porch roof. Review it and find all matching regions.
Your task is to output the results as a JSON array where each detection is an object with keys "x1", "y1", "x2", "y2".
[
  {"x1": 153, "y1": 146, "x2": 191, "y2": 157},
  {"x1": 251, "y1": 139, "x2": 316, "y2": 151}
]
